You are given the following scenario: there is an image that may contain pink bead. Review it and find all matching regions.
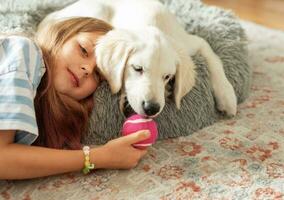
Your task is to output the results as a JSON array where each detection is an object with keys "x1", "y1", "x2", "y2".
[{"x1": 122, "y1": 114, "x2": 158, "y2": 148}]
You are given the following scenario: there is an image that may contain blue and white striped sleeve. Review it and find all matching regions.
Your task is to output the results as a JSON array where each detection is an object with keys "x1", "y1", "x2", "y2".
[{"x1": 0, "y1": 36, "x2": 46, "y2": 145}]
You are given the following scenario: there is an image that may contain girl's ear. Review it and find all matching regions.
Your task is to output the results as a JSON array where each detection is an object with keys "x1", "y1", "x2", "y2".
[{"x1": 95, "y1": 30, "x2": 135, "y2": 94}]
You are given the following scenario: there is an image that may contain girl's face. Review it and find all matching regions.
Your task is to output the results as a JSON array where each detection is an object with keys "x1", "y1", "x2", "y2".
[{"x1": 53, "y1": 32, "x2": 102, "y2": 100}]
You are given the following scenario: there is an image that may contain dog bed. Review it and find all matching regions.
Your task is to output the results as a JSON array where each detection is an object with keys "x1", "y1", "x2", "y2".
[
  {"x1": 0, "y1": 0, "x2": 251, "y2": 145},
  {"x1": 84, "y1": 0, "x2": 251, "y2": 144}
]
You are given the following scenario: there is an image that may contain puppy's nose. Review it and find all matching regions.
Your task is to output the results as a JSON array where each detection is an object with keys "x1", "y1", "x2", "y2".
[{"x1": 142, "y1": 101, "x2": 160, "y2": 116}]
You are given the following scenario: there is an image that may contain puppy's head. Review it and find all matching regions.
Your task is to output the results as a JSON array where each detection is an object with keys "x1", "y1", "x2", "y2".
[{"x1": 95, "y1": 27, "x2": 195, "y2": 117}]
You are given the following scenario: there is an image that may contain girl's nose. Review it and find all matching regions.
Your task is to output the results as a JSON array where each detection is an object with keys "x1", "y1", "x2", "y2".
[
  {"x1": 81, "y1": 66, "x2": 90, "y2": 76},
  {"x1": 81, "y1": 64, "x2": 94, "y2": 77}
]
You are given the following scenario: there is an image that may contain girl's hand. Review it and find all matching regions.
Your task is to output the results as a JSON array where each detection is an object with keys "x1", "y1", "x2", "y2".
[{"x1": 91, "y1": 130, "x2": 150, "y2": 169}]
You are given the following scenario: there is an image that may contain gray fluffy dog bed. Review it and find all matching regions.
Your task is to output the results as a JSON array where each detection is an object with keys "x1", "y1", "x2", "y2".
[
  {"x1": 0, "y1": 0, "x2": 251, "y2": 145},
  {"x1": 85, "y1": 0, "x2": 251, "y2": 144}
]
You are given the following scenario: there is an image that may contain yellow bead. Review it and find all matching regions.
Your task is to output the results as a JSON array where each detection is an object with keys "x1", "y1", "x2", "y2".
[{"x1": 85, "y1": 156, "x2": 90, "y2": 161}]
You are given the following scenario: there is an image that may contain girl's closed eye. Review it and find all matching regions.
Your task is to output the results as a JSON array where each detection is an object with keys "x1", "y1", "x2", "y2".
[{"x1": 79, "y1": 44, "x2": 88, "y2": 57}]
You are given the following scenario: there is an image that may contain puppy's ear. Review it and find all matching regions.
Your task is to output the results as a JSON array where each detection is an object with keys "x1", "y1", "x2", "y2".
[
  {"x1": 174, "y1": 47, "x2": 196, "y2": 109},
  {"x1": 95, "y1": 30, "x2": 134, "y2": 93}
]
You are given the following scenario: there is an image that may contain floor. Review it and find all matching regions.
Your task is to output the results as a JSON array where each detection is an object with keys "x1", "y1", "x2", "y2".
[{"x1": 203, "y1": 0, "x2": 284, "y2": 31}]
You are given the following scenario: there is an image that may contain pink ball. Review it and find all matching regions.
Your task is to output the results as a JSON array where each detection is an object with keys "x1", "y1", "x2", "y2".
[{"x1": 122, "y1": 114, "x2": 158, "y2": 148}]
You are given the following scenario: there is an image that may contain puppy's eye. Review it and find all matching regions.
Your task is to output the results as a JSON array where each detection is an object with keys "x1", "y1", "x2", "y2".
[
  {"x1": 79, "y1": 45, "x2": 88, "y2": 57},
  {"x1": 131, "y1": 65, "x2": 143, "y2": 73},
  {"x1": 164, "y1": 74, "x2": 172, "y2": 81}
]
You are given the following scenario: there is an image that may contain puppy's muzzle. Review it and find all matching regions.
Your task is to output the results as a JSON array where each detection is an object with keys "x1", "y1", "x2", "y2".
[{"x1": 142, "y1": 100, "x2": 160, "y2": 116}]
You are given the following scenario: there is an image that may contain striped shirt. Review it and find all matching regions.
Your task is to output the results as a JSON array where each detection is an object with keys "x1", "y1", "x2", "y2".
[{"x1": 0, "y1": 36, "x2": 46, "y2": 145}]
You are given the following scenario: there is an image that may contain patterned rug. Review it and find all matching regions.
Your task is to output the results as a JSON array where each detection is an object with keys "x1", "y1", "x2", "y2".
[{"x1": 1, "y1": 20, "x2": 284, "y2": 200}]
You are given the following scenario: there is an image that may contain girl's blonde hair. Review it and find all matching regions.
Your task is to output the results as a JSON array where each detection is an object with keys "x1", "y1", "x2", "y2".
[{"x1": 34, "y1": 17, "x2": 113, "y2": 149}]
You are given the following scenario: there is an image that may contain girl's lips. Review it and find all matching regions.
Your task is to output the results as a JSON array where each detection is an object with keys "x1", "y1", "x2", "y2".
[{"x1": 67, "y1": 68, "x2": 80, "y2": 87}]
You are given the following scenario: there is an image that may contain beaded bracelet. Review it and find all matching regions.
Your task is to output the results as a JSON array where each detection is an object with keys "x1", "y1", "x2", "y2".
[{"x1": 82, "y1": 146, "x2": 95, "y2": 174}]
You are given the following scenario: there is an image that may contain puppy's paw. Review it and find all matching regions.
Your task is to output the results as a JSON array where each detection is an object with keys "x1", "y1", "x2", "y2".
[{"x1": 214, "y1": 81, "x2": 237, "y2": 117}]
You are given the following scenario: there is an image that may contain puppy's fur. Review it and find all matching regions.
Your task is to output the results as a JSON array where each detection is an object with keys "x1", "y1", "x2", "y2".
[{"x1": 39, "y1": 0, "x2": 237, "y2": 117}]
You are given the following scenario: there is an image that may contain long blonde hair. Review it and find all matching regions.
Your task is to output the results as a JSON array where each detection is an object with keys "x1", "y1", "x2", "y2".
[{"x1": 34, "y1": 17, "x2": 113, "y2": 149}]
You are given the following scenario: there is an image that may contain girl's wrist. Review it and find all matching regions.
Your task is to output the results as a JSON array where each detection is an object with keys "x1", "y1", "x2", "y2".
[{"x1": 89, "y1": 146, "x2": 106, "y2": 169}]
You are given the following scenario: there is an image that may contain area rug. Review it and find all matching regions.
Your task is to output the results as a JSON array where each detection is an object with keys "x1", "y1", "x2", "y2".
[{"x1": 0, "y1": 19, "x2": 284, "y2": 200}]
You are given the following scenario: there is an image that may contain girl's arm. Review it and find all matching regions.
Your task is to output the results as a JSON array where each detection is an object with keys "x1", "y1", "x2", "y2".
[
  {"x1": 0, "y1": 130, "x2": 149, "y2": 180},
  {"x1": 0, "y1": 130, "x2": 85, "y2": 179}
]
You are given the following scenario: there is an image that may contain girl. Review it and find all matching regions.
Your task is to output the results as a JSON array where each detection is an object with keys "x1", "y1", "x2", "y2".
[{"x1": 0, "y1": 17, "x2": 150, "y2": 180}]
